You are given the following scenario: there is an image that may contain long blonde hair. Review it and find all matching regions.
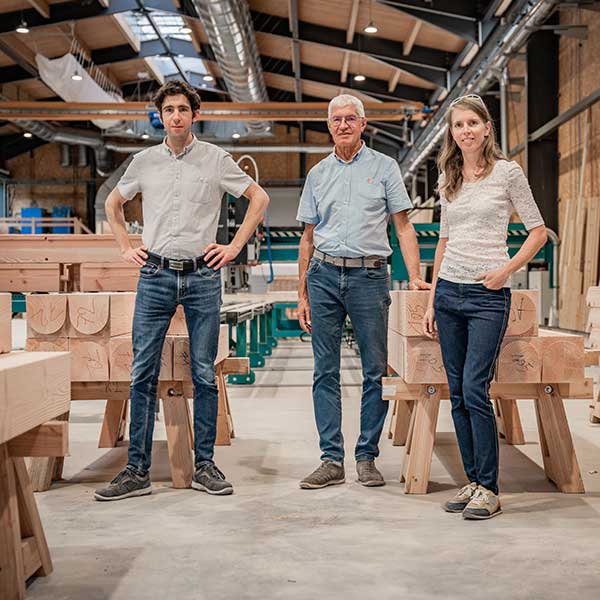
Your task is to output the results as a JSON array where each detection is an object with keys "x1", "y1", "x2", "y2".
[{"x1": 437, "y1": 96, "x2": 505, "y2": 200}]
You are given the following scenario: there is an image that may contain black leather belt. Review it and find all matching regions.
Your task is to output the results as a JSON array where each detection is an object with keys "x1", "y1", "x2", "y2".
[
  {"x1": 146, "y1": 252, "x2": 206, "y2": 272},
  {"x1": 314, "y1": 249, "x2": 386, "y2": 268}
]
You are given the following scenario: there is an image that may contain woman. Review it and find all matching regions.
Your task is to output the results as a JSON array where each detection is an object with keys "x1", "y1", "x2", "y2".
[{"x1": 423, "y1": 94, "x2": 547, "y2": 520}]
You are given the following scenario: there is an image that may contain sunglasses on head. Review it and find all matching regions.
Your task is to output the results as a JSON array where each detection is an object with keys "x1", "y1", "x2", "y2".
[{"x1": 450, "y1": 94, "x2": 484, "y2": 106}]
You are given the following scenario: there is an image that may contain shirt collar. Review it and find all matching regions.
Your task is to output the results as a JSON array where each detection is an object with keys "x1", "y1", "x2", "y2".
[
  {"x1": 333, "y1": 140, "x2": 366, "y2": 165},
  {"x1": 162, "y1": 134, "x2": 197, "y2": 158}
]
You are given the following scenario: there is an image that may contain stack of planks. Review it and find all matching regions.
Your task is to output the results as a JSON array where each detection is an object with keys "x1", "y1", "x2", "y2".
[
  {"x1": 388, "y1": 289, "x2": 585, "y2": 384},
  {"x1": 26, "y1": 293, "x2": 229, "y2": 382},
  {"x1": 586, "y1": 286, "x2": 600, "y2": 348}
]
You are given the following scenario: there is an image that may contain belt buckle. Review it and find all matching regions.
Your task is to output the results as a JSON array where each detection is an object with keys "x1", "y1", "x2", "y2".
[{"x1": 170, "y1": 259, "x2": 184, "y2": 271}]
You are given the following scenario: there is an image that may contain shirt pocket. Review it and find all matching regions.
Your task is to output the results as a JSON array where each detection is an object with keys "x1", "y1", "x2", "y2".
[
  {"x1": 190, "y1": 175, "x2": 210, "y2": 204},
  {"x1": 357, "y1": 179, "x2": 385, "y2": 209}
]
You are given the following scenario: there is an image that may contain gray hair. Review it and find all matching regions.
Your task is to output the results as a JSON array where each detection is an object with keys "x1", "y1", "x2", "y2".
[{"x1": 328, "y1": 94, "x2": 365, "y2": 119}]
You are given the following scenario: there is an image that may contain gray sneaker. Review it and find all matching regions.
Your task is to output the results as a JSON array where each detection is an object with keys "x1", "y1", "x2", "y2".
[
  {"x1": 356, "y1": 459, "x2": 385, "y2": 487},
  {"x1": 463, "y1": 485, "x2": 503, "y2": 520},
  {"x1": 94, "y1": 467, "x2": 151, "y2": 501},
  {"x1": 300, "y1": 461, "x2": 345, "y2": 489},
  {"x1": 443, "y1": 482, "x2": 478, "y2": 513},
  {"x1": 192, "y1": 463, "x2": 233, "y2": 495}
]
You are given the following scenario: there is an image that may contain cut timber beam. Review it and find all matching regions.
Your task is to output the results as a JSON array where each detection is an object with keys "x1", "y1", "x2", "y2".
[
  {"x1": 389, "y1": 69, "x2": 401, "y2": 93},
  {"x1": 341, "y1": 51, "x2": 350, "y2": 84},
  {"x1": 112, "y1": 13, "x2": 141, "y2": 53},
  {"x1": 8, "y1": 421, "x2": 68, "y2": 458},
  {"x1": 144, "y1": 56, "x2": 165, "y2": 85},
  {"x1": 27, "y1": 0, "x2": 50, "y2": 19},
  {"x1": 0, "y1": 293, "x2": 11, "y2": 354},
  {"x1": 404, "y1": 20, "x2": 422, "y2": 56},
  {"x1": 347, "y1": 0, "x2": 360, "y2": 44}
]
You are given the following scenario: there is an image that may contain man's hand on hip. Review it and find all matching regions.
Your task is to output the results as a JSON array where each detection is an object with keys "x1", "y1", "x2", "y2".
[
  {"x1": 298, "y1": 297, "x2": 312, "y2": 334},
  {"x1": 122, "y1": 245, "x2": 148, "y2": 266},
  {"x1": 203, "y1": 243, "x2": 240, "y2": 269}
]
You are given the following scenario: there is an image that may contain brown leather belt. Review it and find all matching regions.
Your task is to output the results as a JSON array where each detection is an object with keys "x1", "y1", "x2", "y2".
[{"x1": 313, "y1": 249, "x2": 386, "y2": 268}]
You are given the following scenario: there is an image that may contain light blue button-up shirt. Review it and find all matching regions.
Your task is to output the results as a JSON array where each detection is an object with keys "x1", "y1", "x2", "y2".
[{"x1": 296, "y1": 143, "x2": 412, "y2": 257}]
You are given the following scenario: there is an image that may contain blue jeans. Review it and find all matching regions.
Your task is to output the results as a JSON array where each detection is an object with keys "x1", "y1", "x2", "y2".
[
  {"x1": 127, "y1": 261, "x2": 222, "y2": 475},
  {"x1": 433, "y1": 278, "x2": 511, "y2": 495},
  {"x1": 307, "y1": 257, "x2": 391, "y2": 463}
]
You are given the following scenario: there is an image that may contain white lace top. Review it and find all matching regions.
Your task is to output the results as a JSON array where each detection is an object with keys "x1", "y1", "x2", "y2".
[{"x1": 438, "y1": 160, "x2": 544, "y2": 284}]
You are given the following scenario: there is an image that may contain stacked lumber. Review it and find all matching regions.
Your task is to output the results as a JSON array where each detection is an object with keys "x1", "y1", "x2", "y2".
[
  {"x1": 0, "y1": 234, "x2": 143, "y2": 292},
  {"x1": 388, "y1": 289, "x2": 584, "y2": 384},
  {"x1": 586, "y1": 286, "x2": 600, "y2": 348},
  {"x1": 0, "y1": 350, "x2": 70, "y2": 596},
  {"x1": 1, "y1": 292, "x2": 11, "y2": 353},
  {"x1": 26, "y1": 293, "x2": 230, "y2": 382}
]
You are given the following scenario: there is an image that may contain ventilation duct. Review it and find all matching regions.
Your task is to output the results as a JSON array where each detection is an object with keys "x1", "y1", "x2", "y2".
[{"x1": 192, "y1": 0, "x2": 270, "y2": 135}]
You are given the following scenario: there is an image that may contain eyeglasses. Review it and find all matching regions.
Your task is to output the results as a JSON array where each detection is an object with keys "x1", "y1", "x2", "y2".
[
  {"x1": 450, "y1": 93, "x2": 484, "y2": 106},
  {"x1": 329, "y1": 115, "x2": 362, "y2": 127}
]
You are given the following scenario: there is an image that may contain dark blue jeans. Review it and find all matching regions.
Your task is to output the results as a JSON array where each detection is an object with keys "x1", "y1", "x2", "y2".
[
  {"x1": 127, "y1": 261, "x2": 221, "y2": 475},
  {"x1": 433, "y1": 278, "x2": 511, "y2": 495},
  {"x1": 307, "y1": 257, "x2": 391, "y2": 463}
]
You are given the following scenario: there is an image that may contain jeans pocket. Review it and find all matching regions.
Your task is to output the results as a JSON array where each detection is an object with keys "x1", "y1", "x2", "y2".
[
  {"x1": 365, "y1": 266, "x2": 388, "y2": 280},
  {"x1": 307, "y1": 258, "x2": 322, "y2": 274},
  {"x1": 196, "y1": 264, "x2": 221, "y2": 279},
  {"x1": 139, "y1": 262, "x2": 161, "y2": 277}
]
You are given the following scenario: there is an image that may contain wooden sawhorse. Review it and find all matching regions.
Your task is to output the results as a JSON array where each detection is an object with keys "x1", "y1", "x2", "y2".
[
  {"x1": 383, "y1": 377, "x2": 593, "y2": 494},
  {"x1": 29, "y1": 358, "x2": 249, "y2": 492}
]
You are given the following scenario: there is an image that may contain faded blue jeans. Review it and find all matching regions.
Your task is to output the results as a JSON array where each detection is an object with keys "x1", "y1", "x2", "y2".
[
  {"x1": 434, "y1": 278, "x2": 511, "y2": 495},
  {"x1": 127, "y1": 261, "x2": 221, "y2": 475},
  {"x1": 307, "y1": 257, "x2": 391, "y2": 463}
]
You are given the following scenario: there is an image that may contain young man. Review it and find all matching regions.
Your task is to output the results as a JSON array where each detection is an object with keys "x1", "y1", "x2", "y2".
[
  {"x1": 297, "y1": 94, "x2": 429, "y2": 490},
  {"x1": 95, "y1": 80, "x2": 269, "y2": 501}
]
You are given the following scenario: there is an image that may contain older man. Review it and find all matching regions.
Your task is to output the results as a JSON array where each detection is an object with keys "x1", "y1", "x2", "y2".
[{"x1": 297, "y1": 94, "x2": 428, "y2": 489}]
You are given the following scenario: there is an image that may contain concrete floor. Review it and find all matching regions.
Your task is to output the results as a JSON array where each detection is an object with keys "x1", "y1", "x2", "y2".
[{"x1": 13, "y1": 320, "x2": 600, "y2": 599}]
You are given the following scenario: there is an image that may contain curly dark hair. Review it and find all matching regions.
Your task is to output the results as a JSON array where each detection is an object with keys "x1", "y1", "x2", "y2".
[{"x1": 153, "y1": 80, "x2": 201, "y2": 114}]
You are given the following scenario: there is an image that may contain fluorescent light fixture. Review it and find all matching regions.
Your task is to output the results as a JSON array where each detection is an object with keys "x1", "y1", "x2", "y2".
[
  {"x1": 232, "y1": 132, "x2": 241, "y2": 139},
  {"x1": 364, "y1": 22, "x2": 378, "y2": 34},
  {"x1": 16, "y1": 20, "x2": 29, "y2": 34},
  {"x1": 23, "y1": 132, "x2": 33, "y2": 138},
  {"x1": 354, "y1": 74, "x2": 366, "y2": 82},
  {"x1": 202, "y1": 74, "x2": 214, "y2": 82}
]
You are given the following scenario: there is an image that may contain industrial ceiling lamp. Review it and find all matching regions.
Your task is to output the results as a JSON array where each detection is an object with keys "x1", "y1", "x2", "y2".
[
  {"x1": 354, "y1": 51, "x2": 366, "y2": 82},
  {"x1": 363, "y1": 1, "x2": 378, "y2": 34},
  {"x1": 23, "y1": 132, "x2": 33, "y2": 138},
  {"x1": 71, "y1": 68, "x2": 83, "y2": 81},
  {"x1": 16, "y1": 13, "x2": 29, "y2": 34},
  {"x1": 203, "y1": 74, "x2": 214, "y2": 82},
  {"x1": 232, "y1": 132, "x2": 241, "y2": 139}
]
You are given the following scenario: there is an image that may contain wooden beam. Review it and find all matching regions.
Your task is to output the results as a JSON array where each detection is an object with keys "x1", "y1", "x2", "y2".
[
  {"x1": 340, "y1": 51, "x2": 350, "y2": 83},
  {"x1": 112, "y1": 13, "x2": 141, "y2": 53},
  {"x1": 404, "y1": 20, "x2": 422, "y2": 56},
  {"x1": 144, "y1": 57, "x2": 165, "y2": 85},
  {"x1": 347, "y1": 0, "x2": 360, "y2": 44},
  {"x1": 8, "y1": 422, "x2": 68, "y2": 458},
  {"x1": 0, "y1": 101, "x2": 421, "y2": 122},
  {"x1": 0, "y1": 34, "x2": 37, "y2": 69},
  {"x1": 27, "y1": 0, "x2": 50, "y2": 19},
  {"x1": 388, "y1": 70, "x2": 401, "y2": 93}
]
